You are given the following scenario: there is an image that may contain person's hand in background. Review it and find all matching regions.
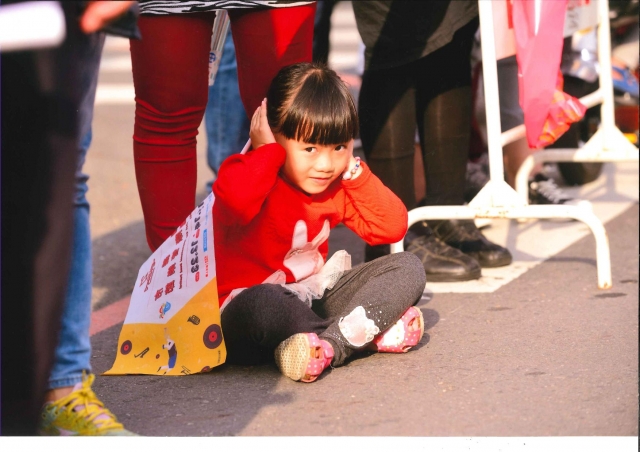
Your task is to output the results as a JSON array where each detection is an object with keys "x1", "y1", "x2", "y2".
[{"x1": 80, "y1": 1, "x2": 135, "y2": 34}]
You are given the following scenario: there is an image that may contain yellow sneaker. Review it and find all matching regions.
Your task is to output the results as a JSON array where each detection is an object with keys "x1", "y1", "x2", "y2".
[{"x1": 39, "y1": 373, "x2": 137, "y2": 436}]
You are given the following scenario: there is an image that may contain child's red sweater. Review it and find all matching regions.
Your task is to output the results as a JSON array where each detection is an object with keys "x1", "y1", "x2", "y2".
[{"x1": 212, "y1": 143, "x2": 408, "y2": 307}]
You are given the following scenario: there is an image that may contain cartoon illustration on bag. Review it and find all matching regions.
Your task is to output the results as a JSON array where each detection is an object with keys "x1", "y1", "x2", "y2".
[{"x1": 157, "y1": 329, "x2": 178, "y2": 375}]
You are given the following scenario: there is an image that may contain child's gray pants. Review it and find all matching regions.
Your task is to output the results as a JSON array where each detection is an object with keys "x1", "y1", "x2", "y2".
[{"x1": 221, "y1": 252, "x2": 426, "y2": 366}]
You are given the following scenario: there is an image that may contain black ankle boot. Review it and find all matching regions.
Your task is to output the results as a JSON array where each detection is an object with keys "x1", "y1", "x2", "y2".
[
  {"x1": 429, "y1": 219, "x2": 512, "y2": 268},
  {"x1": 405, "y1": 222, "x2": 481, "y2": 282}
]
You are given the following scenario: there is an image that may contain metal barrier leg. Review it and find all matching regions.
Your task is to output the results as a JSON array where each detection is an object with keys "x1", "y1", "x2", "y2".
[
  {"x1": 514, "y1": 154, "x2": 536, "y2": 205},
  {"x1": 579, "y1": 210, "x2": 612, "y2": 289},
  {"x1": 519, "y1": 205, "x2": 612, "y2": 289}
]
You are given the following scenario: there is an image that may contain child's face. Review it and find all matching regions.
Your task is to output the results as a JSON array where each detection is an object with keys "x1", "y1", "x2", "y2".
[{"x1": 276, "y1": 134, "x2": 353, "y2": 195}]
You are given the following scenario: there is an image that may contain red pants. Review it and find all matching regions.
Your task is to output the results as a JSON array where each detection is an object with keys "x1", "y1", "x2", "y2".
[{"x1": 130, "y1": 5, "x2": 315, "y2": 251}]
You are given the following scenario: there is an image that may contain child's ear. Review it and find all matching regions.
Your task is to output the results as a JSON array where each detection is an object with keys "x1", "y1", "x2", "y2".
[{"x1": 273, "y1": 132, "x2": 283, "y2": 145}]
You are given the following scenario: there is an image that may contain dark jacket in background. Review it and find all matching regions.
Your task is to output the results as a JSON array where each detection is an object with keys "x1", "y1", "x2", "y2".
[{"x1": 352, "y1": 0, "x2": 478, "y2": 71}]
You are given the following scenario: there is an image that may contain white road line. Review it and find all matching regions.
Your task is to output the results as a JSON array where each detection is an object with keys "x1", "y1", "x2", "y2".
[
  {"x1": 95, "y1": 84, "x2": 135, "y2": 105},
  {"x1": 329, "y1": 28, "x2": 362, "y2": 47},
  {"x1": 328, "y1": 51, "x2": 361, "y2": 72},
  {"x1": 104, "y1": 36, "x2": 129, "y2": 52},
  {"x1": 94, "y1": 49, "x2": 362, "y2": 101},
  {"x1": 331, "y1": 1, "x2": 358, "y2": 28},
  {"x1": 97, "y1": 50, "x2": 361, "y2": 74},
  {"x1": 329, "y1": 2, "x2": 362, "y2": 73},
  {"x1": 100, "y1": 55, "x2": 132, "y2": 73}
]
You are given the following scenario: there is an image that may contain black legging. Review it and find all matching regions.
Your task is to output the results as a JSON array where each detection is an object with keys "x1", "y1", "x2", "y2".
[{"x1": 358, "y1": 18, "x2": 479, "y2": 210}]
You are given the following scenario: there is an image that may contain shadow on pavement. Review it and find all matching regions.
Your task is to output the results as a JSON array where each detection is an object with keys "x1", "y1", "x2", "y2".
[
  {"x1": 92, "y1": 220, "x2": 151, "y2": 311},
  {"x1": 91, "y1": 323, "x2": 292, "y2": 436}
]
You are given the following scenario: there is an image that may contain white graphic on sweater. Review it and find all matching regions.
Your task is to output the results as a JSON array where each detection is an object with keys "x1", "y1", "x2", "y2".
[{"x1": 283, "y1": 219, "x2": 330, "y2": 282}]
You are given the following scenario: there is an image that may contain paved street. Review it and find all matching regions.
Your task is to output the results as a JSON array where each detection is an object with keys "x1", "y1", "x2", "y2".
[{"x1": 81, "y1": 2, "x2": 638, "y2": 441}]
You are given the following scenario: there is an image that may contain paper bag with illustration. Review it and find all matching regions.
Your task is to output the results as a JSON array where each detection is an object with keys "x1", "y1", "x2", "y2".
[{"x1": 105, "y1": 193, "x2": 225, "y2": 376}]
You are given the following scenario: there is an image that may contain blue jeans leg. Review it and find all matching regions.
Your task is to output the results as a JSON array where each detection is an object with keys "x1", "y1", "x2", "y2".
[
  {"x1": 205, "y1": 29, "x2": 251, "y2": 191},
  {"x1": 47, "y1": 32, "x2": 105, "y2": 390}
]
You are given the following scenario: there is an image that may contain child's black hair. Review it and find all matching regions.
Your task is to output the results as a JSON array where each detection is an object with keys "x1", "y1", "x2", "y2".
[{"x1": 266, "y1": 62, "x2": 359, "y2": 145}]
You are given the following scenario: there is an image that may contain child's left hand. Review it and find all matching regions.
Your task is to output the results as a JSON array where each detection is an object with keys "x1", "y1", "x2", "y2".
[
  {"x1": 343, "y1": 153, "x2": 363, "y2": 180},
  {"x1": 250, "y1": 98, "x2": 276, "y2": 149}
]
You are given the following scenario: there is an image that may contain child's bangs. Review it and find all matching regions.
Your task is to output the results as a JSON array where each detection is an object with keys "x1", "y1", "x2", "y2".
[{"x1": 278, "y1": 72, "x2": 358, "y2": 145}]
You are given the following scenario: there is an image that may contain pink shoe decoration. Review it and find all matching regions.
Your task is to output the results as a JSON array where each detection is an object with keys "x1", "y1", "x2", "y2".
[
  {"x1": 372, "y1": 307, "x2": 424, "y2": 353},
  {"x1": 275, "y1": 333, "x2": 334, "y2": 383}
]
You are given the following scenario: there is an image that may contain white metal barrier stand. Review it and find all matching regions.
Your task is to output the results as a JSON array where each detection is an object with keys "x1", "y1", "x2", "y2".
[
  {"x1": 390, "y1": 0, "x2": 614, "y2": 289},
  {"x1": 514, "y1": 0, "x2": 639, "y2": 205}
]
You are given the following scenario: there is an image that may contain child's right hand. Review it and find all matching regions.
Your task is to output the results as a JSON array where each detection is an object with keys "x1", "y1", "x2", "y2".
[{"x1": 250, "y1": 98, "x2": 276, "y2": 149}]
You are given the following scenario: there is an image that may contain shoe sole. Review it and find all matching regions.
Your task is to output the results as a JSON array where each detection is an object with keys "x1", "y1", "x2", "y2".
[
  {"x1": 425, "y1": 267, "x2": 482, "y2": 282},
  {"x1": 413, "y1": 307, "x2": 425, "y2": 343},
  {"x1": 476, "y1": 255, "x2": 513, "y2": 268},
  {"x1": 274, "y1": 334, "x2": 311, "y2": 381}
]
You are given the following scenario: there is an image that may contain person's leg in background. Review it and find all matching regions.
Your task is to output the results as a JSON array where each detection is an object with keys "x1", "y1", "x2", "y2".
[
  {"x1": 415, "y1": 19, "x2": 512, "y2": 269},
  {"x1": 1, "y1": 3, "x2": 85, "y2": 435},
  {"x1": 38, "y1": 32, "x2": 134, "y2": 436},
  {"x1": 132, "y1": 6, "x2": 314, "y2": 251},
  {"x1": 230, "y1": 3, "x2": 316, "y2": 116},
  {"x1": 44, "y1": 34, "x2": 103, "y2": 404},
  {"x1": 358, "y1": 63, "x2": 418, "y2": 210},
  {"x1": 493, "y1": 55, "x2": 542, "y2": 188},
  {"x1": 204, "y1": 28, "x2": 250, "y2": 190},
  {"x1": 415, "y1": 23, "x2": 476, "y2": 210},
  {"x1": 130, "y1": 13, "x2": 216, "y2": 251},
  {"x1": 358, "y1": 50, "x2": 481, "y2": 281}
]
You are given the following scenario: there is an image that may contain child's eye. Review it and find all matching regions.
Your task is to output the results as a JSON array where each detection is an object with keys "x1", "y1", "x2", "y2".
[
  {"x1": 334, "y1": 144, "x2": 346, "y2": 151},
  {"x1": 304, "y1": 147, "x2": 317, "y2": 153}
]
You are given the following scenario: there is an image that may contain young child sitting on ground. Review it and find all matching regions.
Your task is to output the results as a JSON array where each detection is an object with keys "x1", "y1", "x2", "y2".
[{"x1": 212, "y1": 62, "x2": 427, "y2": 383}]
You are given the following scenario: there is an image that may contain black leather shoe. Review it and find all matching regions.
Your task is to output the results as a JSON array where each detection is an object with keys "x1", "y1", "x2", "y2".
[
  {"x1": 363, "y1": 225, "x2": 427, "y2": 263},
  {"x1": 429, "y1": 219, "x2": 512, "y2": 268},
  {"x1": 365, "y1": 222, "x2": 482, "y2": 282},
  {"x1": 405, "y1": 229, "x2": 482, "y2": 282}
]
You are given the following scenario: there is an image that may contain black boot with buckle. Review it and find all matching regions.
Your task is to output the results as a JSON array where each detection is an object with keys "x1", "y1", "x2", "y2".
[{"x1": 428, "y1": 219, "x2": 512, "y2": 268}]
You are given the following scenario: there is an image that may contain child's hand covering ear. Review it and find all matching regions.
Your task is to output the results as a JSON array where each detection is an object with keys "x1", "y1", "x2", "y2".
[{"x1": 250, "y1": 98, "x2": 276, "y2": 149}]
